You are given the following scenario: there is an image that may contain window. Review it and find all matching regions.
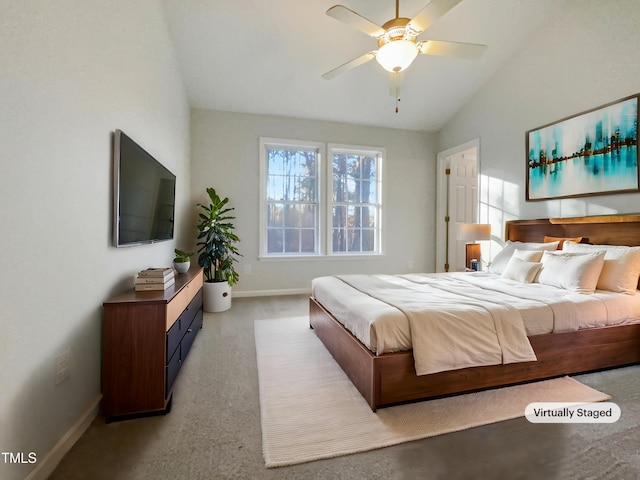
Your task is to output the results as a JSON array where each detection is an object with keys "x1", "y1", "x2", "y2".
[
  {"x1": 260, "y1": 139, "x2": 322, "y2": 256},
  {"x1": 329, "y1": 145, "x2": 382, "y2": 254},
  {"x1": 260, "y1": 138, "x2": 383, "y2": 258}
]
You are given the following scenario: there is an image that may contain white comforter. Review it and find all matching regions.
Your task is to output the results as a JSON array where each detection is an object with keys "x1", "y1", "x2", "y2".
[
  {"x1": 335, "y1": 274, "x2": 537, "y2": 375},
  {"x1": 312, "y1": 272, "x2": 640, "y2": 376}
]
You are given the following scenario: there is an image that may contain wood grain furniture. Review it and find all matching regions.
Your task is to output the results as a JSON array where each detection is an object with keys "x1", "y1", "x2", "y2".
[
  {"x1": 102, "y1": 267, "x2": 204, "y2": 420},
  {"x1": 310, "y1": 214, "x2": 640, "y2": 411}
]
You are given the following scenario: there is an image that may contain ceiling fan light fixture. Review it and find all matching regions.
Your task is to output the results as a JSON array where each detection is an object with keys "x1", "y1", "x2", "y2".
[{"x1": 375, "y1": 39, "x2": 419, "y2": 73}]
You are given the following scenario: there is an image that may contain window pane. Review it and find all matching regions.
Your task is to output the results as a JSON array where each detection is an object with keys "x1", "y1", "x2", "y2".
[
  {"x1": 267, "y1": 229, "x2": 283, "y2": 253},
  {"x1": 301, "y1": 229, "x2": 315, "y2": 253},
  {"x1": 361, "y1": 206, "x2": 376, "y2": 228},
  {"x1": 300, "y1": 204, "x2": 316, "y2": 228},
  {"x1": 284, "y1": 229, "x2": 300, "y2": 253},
  {"x1": 333, "y1": 206, "x2": 346, "y2": 228},
  {"x1": 347, "y1": 229, "x2": 360, "y2": 252},
  {"x1": 284, "y1": 205, "x2": 299, "y2": 228},
  {"x1": 332, "y1": 155, "x2": 346, "y2": 202},
  {"x1": 333, "y1": 228, "x2": 346, "y2": 252},
  {"x1": 352, "y1": 178, "x2": 363, "y2": 202},
  {"x1": 266, "y1": 175, "x2": 284, "y2": 201},
  {"x1": 267, "y1": 150, "x2": 285, "y2": 175},
  {"x1": 363, "y1": 178, "x2": 376, "y2": 203},
  {"x1": 347, "y1": 205, "x2": 359, "y2": 227},
  {"x1": 267, "y1": 204, "x2": 283, "y2": 227},
  {"x1": 361, "y1": 229, "x2": 375, "y2": 252},
  {"x1": 362, "y1": 156, "x2": 376, "y2": 177},
  {"x1": 347, "y1": 155, "x2": 358, "y2": 178}
]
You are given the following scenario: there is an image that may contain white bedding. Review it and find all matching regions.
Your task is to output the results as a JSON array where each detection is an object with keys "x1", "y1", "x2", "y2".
[{"x1": 311, "y1": 272, "x2": 640, "y2": 371}]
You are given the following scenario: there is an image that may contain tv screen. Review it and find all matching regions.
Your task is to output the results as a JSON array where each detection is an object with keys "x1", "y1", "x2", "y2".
[{"x1": 113, "y1": 130, "x2": 176, "y2": 247}]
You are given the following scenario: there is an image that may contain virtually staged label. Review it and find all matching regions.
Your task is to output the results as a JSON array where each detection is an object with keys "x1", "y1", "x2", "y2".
[{"x1": 525, "y1": 402, "x2": 621, "y2": 423}]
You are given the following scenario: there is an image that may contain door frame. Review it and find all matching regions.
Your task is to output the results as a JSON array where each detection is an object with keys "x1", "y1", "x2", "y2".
[{"x1": 435, "y1": 138, "x2": 480, "y2": 273}]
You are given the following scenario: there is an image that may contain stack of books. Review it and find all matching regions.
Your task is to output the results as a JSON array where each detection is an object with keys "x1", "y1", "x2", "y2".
[{"x1": 135, "y1": 267, "x2": 175, "y2": 291}]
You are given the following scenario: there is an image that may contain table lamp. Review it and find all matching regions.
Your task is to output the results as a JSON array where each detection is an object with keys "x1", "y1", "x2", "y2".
[{"x1": 457, "y1": 223, "x2": 491, "y2": 270}]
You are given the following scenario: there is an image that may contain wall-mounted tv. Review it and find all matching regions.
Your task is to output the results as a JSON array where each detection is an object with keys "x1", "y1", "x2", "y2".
[{"x1": 113, "y1": 129, "x2": 176, "y2": 247}]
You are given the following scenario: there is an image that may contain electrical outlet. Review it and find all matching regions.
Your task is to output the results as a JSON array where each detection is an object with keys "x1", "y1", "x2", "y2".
[{"x1": 55, "y1": 349, "x2": 70, "y2": 385}]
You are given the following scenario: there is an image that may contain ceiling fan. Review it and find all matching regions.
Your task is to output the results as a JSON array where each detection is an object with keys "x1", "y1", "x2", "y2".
[{"x1": 322, "y1": 0, "x2": 487, "y2": 80}]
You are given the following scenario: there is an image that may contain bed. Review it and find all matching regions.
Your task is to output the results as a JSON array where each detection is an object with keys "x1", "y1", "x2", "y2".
[{"x1": 309, "y1": 214, "x2": 640, "y2": 411}]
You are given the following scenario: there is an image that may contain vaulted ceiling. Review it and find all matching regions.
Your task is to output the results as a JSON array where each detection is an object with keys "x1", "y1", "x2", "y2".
[{"x1": 162, "y1": 0, "x2": 558, "y2": 132}]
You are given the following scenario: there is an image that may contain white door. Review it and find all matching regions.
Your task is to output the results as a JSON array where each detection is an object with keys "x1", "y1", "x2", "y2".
[{"x1": 435, "y1": 141, "x2": 479, "y2": 272}]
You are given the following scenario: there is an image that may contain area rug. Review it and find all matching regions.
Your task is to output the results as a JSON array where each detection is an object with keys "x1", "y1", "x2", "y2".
[{"x1": 254, "y1": 317, "x2": 611, "y2": 468}]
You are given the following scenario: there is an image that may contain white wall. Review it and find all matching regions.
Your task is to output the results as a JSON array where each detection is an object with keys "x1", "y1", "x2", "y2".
[
  {"x1": 0, "y1": 1, "x2": 189, "y2": 479},
  {"x1": 190, "y1": 109, "x2": 436, "y2": 294},
  {"x1": 438, "y1": 0, "x2": 640, "y2": 238}
]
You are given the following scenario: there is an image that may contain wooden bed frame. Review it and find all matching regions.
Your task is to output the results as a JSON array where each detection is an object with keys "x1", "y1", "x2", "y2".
[{"x1": 309, "y1": 214, "x2": 640, "y2": 411}]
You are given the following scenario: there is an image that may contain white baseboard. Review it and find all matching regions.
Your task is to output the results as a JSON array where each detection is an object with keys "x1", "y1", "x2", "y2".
[
  {"x1": 233, "y1": 287, "x2": 311, "y2": 298},
  {"x1": 25, "y1": 395, "x2": 101, "y2": 480}
]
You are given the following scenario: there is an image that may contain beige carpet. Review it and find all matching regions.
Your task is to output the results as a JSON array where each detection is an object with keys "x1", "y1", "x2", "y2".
[{"x1": 255, "y1": 316, "x2": 611, "y2": 468}]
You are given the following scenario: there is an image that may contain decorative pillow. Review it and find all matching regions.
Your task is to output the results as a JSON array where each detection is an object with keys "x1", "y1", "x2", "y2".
[
  {"x1": 502, "y1": 256, "x2": 543, "y2": 283},
  {"x1": 489, "y1": 241, "x2": 559, "y2": 275},
  {"x1": 537, "y1": 250, "x2": 606, "y2": 294},
  {"x1": 543, "y1": 235, "x2": 583, "y2": 249},
  {"x1": 563, "y1": 241, "x2": 640, "y2": 295},
  {"x1": 512, "y1": 249, "x2": 544, "y2": 263}
]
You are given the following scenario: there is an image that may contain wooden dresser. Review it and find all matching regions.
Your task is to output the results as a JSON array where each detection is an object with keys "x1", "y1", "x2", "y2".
[{"x1": 102, "y1": 266, "x2": 204, "y2": 420}]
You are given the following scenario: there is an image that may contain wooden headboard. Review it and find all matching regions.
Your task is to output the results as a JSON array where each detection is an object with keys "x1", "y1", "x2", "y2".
[
  {"x1": 505, "y1": 214, "x2": 640, "y2": 290},
  {"x1": 505, "y1": 214, "x2": 640, "y2": 247}
]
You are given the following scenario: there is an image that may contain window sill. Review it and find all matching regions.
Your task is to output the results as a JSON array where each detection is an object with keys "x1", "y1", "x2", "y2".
[{"x1": 259, "y1": 253, "x2": 386, "y2": 262}]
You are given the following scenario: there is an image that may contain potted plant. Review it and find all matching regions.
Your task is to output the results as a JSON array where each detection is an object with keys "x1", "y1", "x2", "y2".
[
  {"x1": 173, "y1": 249, "x2": 194, "y2": 274},
  {"x1": 196, "y1": 187, "x2": 241, "y2": 312}
]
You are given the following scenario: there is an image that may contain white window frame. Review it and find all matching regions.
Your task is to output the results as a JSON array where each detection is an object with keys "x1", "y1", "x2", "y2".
[
  {"x1": 259, "y1": 138, "x2": 324, "y2": 258},
  {"x1": 327, "y1": 144, "x2": 384, "y2": 256},
  {"x1": 259, "y1": 138, "x2": 384, "y2": 259}
]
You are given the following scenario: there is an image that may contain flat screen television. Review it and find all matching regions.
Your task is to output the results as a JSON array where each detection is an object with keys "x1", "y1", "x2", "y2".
[{"x1": 113, "y1": 129, "x2": 176, "y2": 247}]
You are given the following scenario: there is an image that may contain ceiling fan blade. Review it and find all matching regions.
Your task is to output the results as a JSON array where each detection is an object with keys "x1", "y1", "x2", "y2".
[
  {"x1": 417, "y1": 40, "x2": 487, "y2": 59},
  {"x1": 322, "y1": 51, "x2": 377, "y2": 80},
  {"x1": 407, "y1": 0, "x2": 462, "y2": 35},
  {"x1": 326, "y1": 5, "x2": 385, "y2": 38}
]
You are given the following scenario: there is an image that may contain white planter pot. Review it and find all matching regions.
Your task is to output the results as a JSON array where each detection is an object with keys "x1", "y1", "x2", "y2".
[
  {"x1": 203, "y1": 281, "x2": 232, "y2": 312},
  {"x1": 174, "y1": 261, "x2": 190, "y2": 274}
]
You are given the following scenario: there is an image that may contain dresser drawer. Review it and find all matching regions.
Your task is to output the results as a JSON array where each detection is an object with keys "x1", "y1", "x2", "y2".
[
  {"x1": 181, "y1": 309, "x2": 203, "y2": 359},
  {"x1": 165, "y1": 289, "x2": 202, "y2": 358},
  {"x1": 182, "y1": 289, "x2": 203, "y2": 326},
  {"x1": 166, "y1": 318, "x2": 182, "y2": 361},
  {"x1": 166, "y1": 276, "x2": 203, "y2": 330},
  {"x1": 166, "y1": 346, "x2": 181, "y2": 398}
]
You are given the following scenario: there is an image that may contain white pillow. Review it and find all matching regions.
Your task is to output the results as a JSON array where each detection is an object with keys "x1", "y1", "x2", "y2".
[
  {"x1": 502, "y1": 256, "x2": 542, "y2": 283},
  {"x1": 489, "y1": 241, "x2": 559, "y2": 275},
  {"x1": 538, "y1": 250, "x2": 606, "y2": 294},
  {"x1": 512, "y1": 249, "x2": 544, "y2": 263},
  {"x1": 563, "y1": 241, "x2": 640, "y2": 295}
]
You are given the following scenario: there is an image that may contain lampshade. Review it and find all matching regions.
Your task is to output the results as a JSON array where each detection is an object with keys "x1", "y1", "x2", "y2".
[
  {"x1": 457, "y1": 223, "x2": 491, "y2": 242},
  {"x1": 376, "y1": 40, "x2": 419, "y2": 73}
]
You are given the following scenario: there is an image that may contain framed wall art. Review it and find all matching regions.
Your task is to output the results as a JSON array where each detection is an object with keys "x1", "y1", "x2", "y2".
[{"x1": 526, "y1": 94, "x2": 638, "y2": 201}]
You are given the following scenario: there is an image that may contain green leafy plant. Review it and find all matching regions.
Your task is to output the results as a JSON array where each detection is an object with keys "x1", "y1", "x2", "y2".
[
  {"x1": 196, "y1": 188, "x2": 241, "y2": 286},
  {"x1": 173, "y1": 249, "x2": 194, "y2": 263}
]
